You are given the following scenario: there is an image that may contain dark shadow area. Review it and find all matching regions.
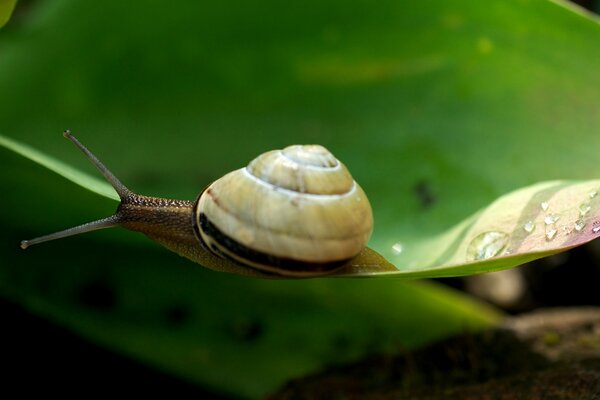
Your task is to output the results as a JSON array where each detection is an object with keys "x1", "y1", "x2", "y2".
[
  {"x1": 0, "y1": 297, "x2": 234, "y2": 398},
  {"x1": 272, "y1": 308, "x2": 600, "y2": 399}
]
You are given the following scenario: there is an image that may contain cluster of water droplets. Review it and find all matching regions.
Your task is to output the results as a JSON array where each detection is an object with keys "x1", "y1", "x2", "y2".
[
  {"x1": 521, "y1": 189, "x2": 600, "y2": 242},
  {"x1": 543, "y1": 205, "x2": 560, "y2": 241},
  {"x1": 467, "y1": 188, "x2": 600, "y2": 262}
]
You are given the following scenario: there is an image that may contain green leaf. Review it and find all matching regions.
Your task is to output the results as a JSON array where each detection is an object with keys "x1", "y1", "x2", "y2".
[
  {"x1": 0, "y1": 0, "x2": 17, "y2": 28},
  {"x1": 1, "y1": 0, "x2": 600, "y2": 397}
]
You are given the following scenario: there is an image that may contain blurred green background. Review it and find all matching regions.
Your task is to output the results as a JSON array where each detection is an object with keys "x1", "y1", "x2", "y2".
[{"x1": 1, "y1": 0, "x2": 600, "y2": 398}]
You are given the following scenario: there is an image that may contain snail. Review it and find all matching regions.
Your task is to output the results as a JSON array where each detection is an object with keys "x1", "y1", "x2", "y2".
[{"x1": 21, "y1": 131, "x2": 373, "y2": 277}]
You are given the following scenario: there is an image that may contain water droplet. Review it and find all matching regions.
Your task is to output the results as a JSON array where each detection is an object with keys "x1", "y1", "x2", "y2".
[
  {"x1": 545, "y1": 226, "x2": 557, "y2": 240},
  {"x1": 575, "y1": 220, "x2": 586, "y2": 232},
  {"x1": 544, "y1": 214, "x2": 560, "y2": 225},
  {"x1": 590, "y1": 191, "x2": 598, "y2": 199},
  {"x1": 579, "y1": 202, "x2": 591, "y2": 216},
  {"x1": 593, "y1": 226, "x2": 600, "y2": 233},
  {"x1": 391, "y1": 242, "x2": 403, "y2": 255},
  {"x1": 467, "y1": 231, "x2": 509, "y2": 261},
  {"x1": 541, "y1": 202, "x2": 549, "y2": 211},
  {"x1": 523, "y1": 221, "x2": 535, "y2": 233}
]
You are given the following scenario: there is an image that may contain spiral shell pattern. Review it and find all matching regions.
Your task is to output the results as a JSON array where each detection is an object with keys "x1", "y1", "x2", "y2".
[{"x1": 194, "y1": 144, "x2": 373, "y2": 276}]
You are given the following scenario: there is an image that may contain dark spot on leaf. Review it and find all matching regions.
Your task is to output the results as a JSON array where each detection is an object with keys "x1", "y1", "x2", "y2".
[
  {"x1": 413, "y1": 180, "x2": 437, "y2": 209},
  {"x1": 164, "y1": 304, "x2": 191, "y2": 327},
  {"x1": 77, "y1": 279, "x2": 116, "y2": 311},
  {"x1": 331, "y1": 334, "x2": 351, "y2": 351},
  {"x1": 227, "y1": 317, "x2": 264, "y2": 343}
]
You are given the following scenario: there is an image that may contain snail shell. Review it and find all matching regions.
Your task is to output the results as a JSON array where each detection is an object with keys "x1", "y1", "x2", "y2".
[{"x1": 194, "y1": 144, "x2": 373, "y2": 276}]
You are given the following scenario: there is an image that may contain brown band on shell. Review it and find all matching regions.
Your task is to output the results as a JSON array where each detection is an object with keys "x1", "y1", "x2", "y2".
[{"x1": 194, "y1": 213, "x2": 348, "y2": 275}]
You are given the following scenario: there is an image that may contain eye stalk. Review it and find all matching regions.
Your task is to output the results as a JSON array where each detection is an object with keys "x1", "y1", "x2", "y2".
[
  {"x1": 20, "y1": 215, "x2": 121, "y2": 249},
  {"x1": 62, "y1": 130, "x2": 132, "y2": 199}
]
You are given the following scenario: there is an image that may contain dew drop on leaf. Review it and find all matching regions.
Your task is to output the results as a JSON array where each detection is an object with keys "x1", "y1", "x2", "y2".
[
  {"x1": 593, "y1": 226, "x2": 600, "y2": 233},
  {"x1": 545, "y1": 226, "x2": 557, "y2": 240},
  {"x1": 544, "y1": 214, "x2": 560, "y2": 225},
  {"x1": 575, "y1": 220, "x2": 586, "y2": 232},
  {"x1": 466, "y1": 231, "x2": 509, "y2": 261},
  {"x1": 523, "y1": 221, "x2": 535, "y2": 233},
  {"x1": 579, "y1": 202, "x2": 591, "y2": 216},
  {"x1": 391, "y1": 242, "x2": 404, "y2": 255},
  {"x1": 541, "y1": 202, "x2": 549, "y2": 211},
  {"x1": 589, "y1": 190, "x2": 598, "y2": 199}
]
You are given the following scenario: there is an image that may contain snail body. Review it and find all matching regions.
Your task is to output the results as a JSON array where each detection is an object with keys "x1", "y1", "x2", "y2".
[{"x1": 21, "y1": 132, "x2": 373, "y2": 277}]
